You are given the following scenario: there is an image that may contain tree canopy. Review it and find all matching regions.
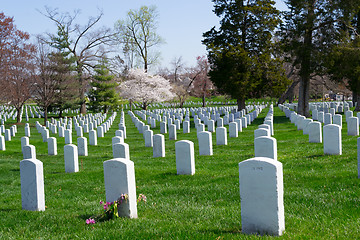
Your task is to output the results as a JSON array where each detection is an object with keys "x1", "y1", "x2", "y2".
[{"x1": 203, "y1": 0, "x2": 289, "y2": 110}]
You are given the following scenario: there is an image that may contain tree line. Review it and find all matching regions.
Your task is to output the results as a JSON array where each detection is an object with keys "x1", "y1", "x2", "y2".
[
  {"x1": 203, "y1": 0, "x2": 360, "y2": 116},
  {"x1": 2, "y1": 1, "x2": 360, "y2": 122}
]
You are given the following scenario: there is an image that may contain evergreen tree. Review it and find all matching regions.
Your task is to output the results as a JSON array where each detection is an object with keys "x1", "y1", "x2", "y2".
[
  {"x1": 279, "y1": 0, "x2": 342, "y2": 116},
  {"x1": 203, "y1": 0, "x2": 289, "y2": 111},
  {"x1": 327, "y1": 3, "x2": 360, "y2": 110},
  {"x1": 48, "y1": 26, "x2": 79, "y2": 117},
  {"x1": 88, "y1": 61, "x2": 120, "y2": 113}
]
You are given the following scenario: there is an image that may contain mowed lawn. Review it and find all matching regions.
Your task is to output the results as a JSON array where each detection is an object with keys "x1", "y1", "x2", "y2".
[{"x1": 1, "y1": 105, "x2": 360, "y2": 239}]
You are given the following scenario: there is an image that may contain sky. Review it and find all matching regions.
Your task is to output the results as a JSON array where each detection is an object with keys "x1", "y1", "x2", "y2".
[{"x1": 2, "y1": 0, "x2": 288, "y2": 71}]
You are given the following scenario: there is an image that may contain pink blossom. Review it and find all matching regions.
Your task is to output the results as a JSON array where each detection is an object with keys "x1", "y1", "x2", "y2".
[{"x1": 86, "y1": 218, "x2": 96, "y2": 224}]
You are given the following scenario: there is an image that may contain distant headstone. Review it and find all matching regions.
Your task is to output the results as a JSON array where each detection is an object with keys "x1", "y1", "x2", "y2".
[{"x1": 239, "y1": 157, "x2": 285, "y2": 236}]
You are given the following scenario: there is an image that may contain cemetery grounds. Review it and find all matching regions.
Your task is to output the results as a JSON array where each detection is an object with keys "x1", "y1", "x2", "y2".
[{"x1": 1, "y1": 104, "x2": 360, "y2": 239}]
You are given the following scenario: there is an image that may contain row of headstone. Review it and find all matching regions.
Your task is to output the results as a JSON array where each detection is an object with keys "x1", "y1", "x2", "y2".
[
  {"x1": 279, "y1": 104, "x2": 342, "y2": 155},
  {"x1": 239, "y1": 105, "x2": 285, "y2": 236}
]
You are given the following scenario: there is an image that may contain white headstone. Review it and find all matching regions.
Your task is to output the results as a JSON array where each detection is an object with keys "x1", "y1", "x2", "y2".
[
  {"x1": 175, "y1": 140, "x2": 195, "y2": 175},
  {"x1": 254, "y1": 136, "x2": 277, "y2": 160},
  {"x1": 333, "y1": 114, "x2": 342, "y2": 128},
  {"x1": 77, "y1": 137, "x2": 88, "y2": 156},
  {"x1": 97, "y1": 126, "x2": 104, "y2": 138},
  {"x1": 20, "y1": 159, "x2": 45, "y2": 211},
  {"x1": 308, "y1": 121, "x2": 322, "y2": 143},
  {"x1": 25, "y1": 126, "x2": 31, "y2": 137},
  {"x1": 103, "y1": 158, "x2": 138, "y2": 218},
  {"x1": 183, "y1": 121, "x2": 190, "y2": 133},
  {"x1": 216, "y1": 127, "x2": 227, "y2": 145},
  {"x1": 0, "y1": 135, "x2": 5, "y2": 150},
  {"x1": 5, "y1": 129, "x2": 11, "y2": 141},
  {"x1": 169, "y1": 124, "x2": 177, "y2": 140},
  {"x1": 358, "y1": 137, "x2": 360, "y2": 178},
  {"x1": 348, "y1": 117, "x2": 359, "y2": 136},
  {"x1": 229, "y1": 122, "x2": 238, "y2": 138},
  {"x1": 89, "y1": 130, "x2": 97, "y2": 146},
  {"x1": 239, "y1": 157, "x2": 285, "y2": 236},
  {"x1": 153, "y1": 134, "x2": 165, "y2": 158},
  {"x1": 21, "y1": 136, "x2": 29, "y2": 152},
  {"x1": 144, "y1": 130, "x2": 153, "y2": 147},
  {"x1": 198, "y1": 131, "x2": 213, "y2": 156},
  {"x1": 254, "y1": 128, "x2": 270, "y2": 139},
  {"x1": 64, "y1": 129, "x2": 72, "y2": 144},
  {"x1": 323, "y1": 124, "x2": 342, "y2": 155},
  {"x1": 47, "y1": 137, "x2": 57, "y2": 155},
  {"x1": 23, "y1": 145, "x2": 36, "y2": 159},
  {"x1": 64, "y1": 144, "x2": 79, "y2": 173},
  {"x1": 113, "y1": 143, "x2": 130, "y2": 160}
]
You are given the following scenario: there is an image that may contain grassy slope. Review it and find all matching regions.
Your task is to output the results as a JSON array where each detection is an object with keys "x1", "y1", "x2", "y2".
[{"x1": 0, "y1": 106, "x2": 360, "y2": 239}]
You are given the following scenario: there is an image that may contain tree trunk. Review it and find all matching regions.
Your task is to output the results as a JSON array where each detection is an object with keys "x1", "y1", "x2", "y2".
[
  {"x1": 237, "y1": 97, "x2": 246, "y2": 111},
  {"x1": 142, "y1": 102, "x2": 147, "y2": 110},
  {"x1": 298, "y1": 76, "x2": 310, "y2": 116},
  {"x1": 353, "y1": 90, "x2": 357, "y2": 108},
  {"x1": 16, "y1": 107, "x2": 22, "y2": 123},
  {"x1": 44, "y1": 106, "x2": 48, "y2": 126},
  {"x1": 355, "y1": 93, "x2": 360, "y2": 111},
  {"x1": 202, "y1": 94, "x2": 206, "y2": 107},
  {"x1": 80, "y1": 102, "x2": 87, "y2": 115},
  {"x1": 278, "y1": 80, "x2": 299, "y2": 104},
  {"x1": 129, "y1": 99, "x2": 133, "y2": 111},
  {"x1": 59, "y1": 109, "x2": 63, "y2": 118},
  {"x1": 298, "y1": 3, "x2": 314, "y2": 117}
]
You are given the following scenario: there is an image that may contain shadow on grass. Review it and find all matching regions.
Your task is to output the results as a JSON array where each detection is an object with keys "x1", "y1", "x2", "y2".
[
  {"x1": 306, "y1": 154, "x2": 324, "y2": 159},
  {"x1": 9, "y1": 169, "x2": 19, "y2": 172},
  {"x1": 273, "y1": 115, "x2": 291, "y2": 124}
]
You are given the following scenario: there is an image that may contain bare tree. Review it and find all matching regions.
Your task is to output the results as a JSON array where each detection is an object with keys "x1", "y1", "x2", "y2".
[
  {"x1": 42, "y1": 7, "x2": 116, "y2": 114},
  {"x1": 115, "y1": 5, "x2": 164, "y2": 72},
  {"x1": 0, "y1": 12, "x2": 35, "y2": 122}
]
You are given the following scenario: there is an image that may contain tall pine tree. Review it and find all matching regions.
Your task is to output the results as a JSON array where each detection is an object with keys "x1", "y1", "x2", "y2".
[
  {"x1": 203, "y1": 0, "x2": 289, "y2": 110},
  {"x1": 88, "y1": 61, "x2": 119, "y2": 113},
  {"x1": 279, "y1": 0, "x2": 343, "y2": 116}
]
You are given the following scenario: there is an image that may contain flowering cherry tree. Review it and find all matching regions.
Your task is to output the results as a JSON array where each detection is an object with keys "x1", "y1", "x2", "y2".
[{"x1": 120, "y1": 69, "x2": 174, "y2": 110}]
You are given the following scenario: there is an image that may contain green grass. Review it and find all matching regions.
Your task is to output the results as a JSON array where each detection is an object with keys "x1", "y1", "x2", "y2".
[{"x1": 1, "y1": 106, "x2": 360, "y2": 239}]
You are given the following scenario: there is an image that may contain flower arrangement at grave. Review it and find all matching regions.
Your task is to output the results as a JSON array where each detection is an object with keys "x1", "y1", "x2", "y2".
[{"x1": 86, "y1": 193, "x2": 147, "y2": 224}]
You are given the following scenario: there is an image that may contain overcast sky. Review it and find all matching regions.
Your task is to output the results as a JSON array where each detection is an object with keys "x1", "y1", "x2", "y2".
[{"x1": 2, "y1": 0, "x2": 287, "y2": 71}]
